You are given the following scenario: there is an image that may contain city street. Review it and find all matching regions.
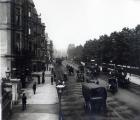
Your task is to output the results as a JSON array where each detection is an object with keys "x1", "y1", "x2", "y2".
[
  {"x1": 7, "y1": 61, "x2": 140, "y2": 120},
  {"x1": 1, "y1": 1, "x2": 140, "y2": 120},
  {"x1": 57, "y1": 61, "x2": 140, "y2": 120},
  {"x1": 10, "y1": 71, "x2": 59, "y2": 120}
]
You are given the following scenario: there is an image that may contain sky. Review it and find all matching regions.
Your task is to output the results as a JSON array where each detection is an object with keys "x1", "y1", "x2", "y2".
[{"x1": 34, "y1": 0, "x2": 140, "y2": 51}]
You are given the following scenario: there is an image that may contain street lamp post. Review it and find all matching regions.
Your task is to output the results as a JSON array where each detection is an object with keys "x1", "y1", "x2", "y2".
[
  {"x1": 2, "y1": 69, "x2": 13, "y2": 113},
  {"x1": 56, "y1": 84, "x2": 65, "y2": 120}
]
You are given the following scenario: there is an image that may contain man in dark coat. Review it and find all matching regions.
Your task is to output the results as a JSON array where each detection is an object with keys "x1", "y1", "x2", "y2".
[
  {"x1": 42, "y1": 71, "x2": 45, "y2": 83},
  {"x1": 51, "y1": 75, "x2": 54, "y2": 85},
  {"x1": 33, "y1": 82, "x2": 37, "y2": 94},
  {"x1": 54, "y1": 72, "x2": 56, "y2": 82},
  {"x1": 22, "y1": 93, "x2": 27, "y2": 110}
]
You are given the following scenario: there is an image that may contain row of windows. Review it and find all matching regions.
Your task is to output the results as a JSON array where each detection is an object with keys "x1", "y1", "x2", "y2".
[
  {"x1": 12, "y1": 1, "x2": 46, "y2": 58},
  {"x1": 14, "y1": 32, "x2": 45, "y2": 54}
]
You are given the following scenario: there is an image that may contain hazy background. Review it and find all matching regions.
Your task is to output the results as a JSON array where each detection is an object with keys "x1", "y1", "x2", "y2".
[{"x1": 34, "y1": 0, "x2": 140, "y2": 51}]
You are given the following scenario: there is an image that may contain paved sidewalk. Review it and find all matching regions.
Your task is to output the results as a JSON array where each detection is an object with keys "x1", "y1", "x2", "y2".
[
  {"x1": 127, "y1": 73, "x2": 140, "y2": 85},
  {"x1": 10, "y1": 70, "x2": 59, "y2": 120}
]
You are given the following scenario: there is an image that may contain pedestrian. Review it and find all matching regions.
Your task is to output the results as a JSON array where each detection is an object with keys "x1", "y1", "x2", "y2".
[
  {"x1": 51, "y1": 67, "x2": 54, "y2": 74},
  {"x1": 42, "y1": 71, "x2": 45, "y2": 83},
  {"x1": 33, "y1": 82, "x2": 36, "y2": 94},
  {"x1": 51, "y1": 75, "x2": 54, "y2": 85},
  {"x1": 54, "y1": 72, "x2": 56, "y2": 82},
  {"x1": 22, "y1": 93, "x2": 27, "y2": 110}
]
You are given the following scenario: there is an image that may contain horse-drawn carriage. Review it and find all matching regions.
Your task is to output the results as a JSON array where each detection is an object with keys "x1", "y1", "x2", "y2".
[
  {"x1": 85, "y1": 74, "x2": 99, "y2": 84},
  {"x1": 102, "y1": 63, "x2": 108, "y2": 73},
  {"x1": 78, "y1": 65, "x2": 84, "y2": 73},
  {"x1": 108, "y1": 66, "x2": 130, "y2": 88},
  {"x1": 82, "y1": 83, "x2": 107, "y2": 112},
  {"x1": 85, "y1": 65, "x2": 100, "y2": 84},
  {"x1": 66, "y1": 65, "x2": 74, "y2": 75},
  {"x1": 107, "y1": 77, "x2": 118, "y2": 93},
  {"x1": 76, "y1": 71, "x2": 84, "y2": 82},
  {"x1": 116, "y1": 72, "x2": 130, "y2": 88}
]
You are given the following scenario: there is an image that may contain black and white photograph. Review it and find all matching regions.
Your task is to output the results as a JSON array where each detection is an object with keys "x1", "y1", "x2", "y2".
[{"x1": 1, "y1": 0, "x2": 140, "y2": 120}]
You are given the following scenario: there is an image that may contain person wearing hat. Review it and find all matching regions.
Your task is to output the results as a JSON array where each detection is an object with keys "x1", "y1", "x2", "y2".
[
  {"x1": 33, "y1": 82, "x2": 37, "y2": 94},
  {"x1": 42, "y1": 71, "x2": 45, "y2": 83},
  {"x1": 51, "y1": 75, "x2": 54, "y2": 85},
  {"x1": 22, "y1": 93, "x2": 27, "y2": 110}
]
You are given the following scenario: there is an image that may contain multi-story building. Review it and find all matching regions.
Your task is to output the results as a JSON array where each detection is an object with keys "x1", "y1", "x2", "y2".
[{"x1": 0, "y1": 0, "x2": 47, "y2": 79}]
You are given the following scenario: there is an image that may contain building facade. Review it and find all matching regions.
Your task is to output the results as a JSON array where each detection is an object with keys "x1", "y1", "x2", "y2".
[
  {"x1": 0, "y1": 0, "x2": 48, "y2": 119},
  {"x1": 0, "y1": 0, "x2": 47, "y2": 79}
]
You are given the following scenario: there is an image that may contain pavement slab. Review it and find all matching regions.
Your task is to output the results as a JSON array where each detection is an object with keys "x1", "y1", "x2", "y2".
[
  {"x1": 11, "y1": 113, "x2": 58, "y2": 120},
  {"x1": 12, "y1": 104, "x2": 59, "y2": 114}
]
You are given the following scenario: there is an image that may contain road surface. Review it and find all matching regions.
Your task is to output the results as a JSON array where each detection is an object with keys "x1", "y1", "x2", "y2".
[{"x1": 55, "y1": 61, "x2": 140, "y2": 120}]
